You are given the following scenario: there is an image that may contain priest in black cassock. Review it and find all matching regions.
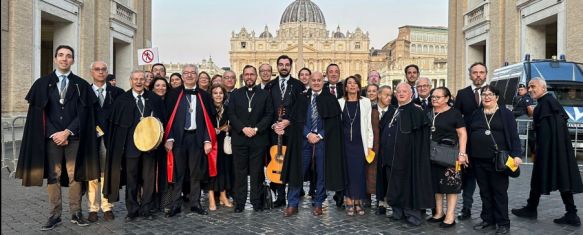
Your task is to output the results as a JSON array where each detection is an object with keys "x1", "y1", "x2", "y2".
[
  {"x1": 281, "y1": 71, "x2": 345, "y2": 217},
  {"x1": 380, "y1": 82, "x2": 434, "y2": 226},
  {"x1": 512, "y1": 78, "x2": 583, "y2": 226},
  {"x1": 103, "y1": 70, "x2": 165, "y2": 221}
]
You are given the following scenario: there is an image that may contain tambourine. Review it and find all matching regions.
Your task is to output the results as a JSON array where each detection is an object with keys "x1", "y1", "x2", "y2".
[{"x1": 133, "y1": 116, "x2": 164, "y2": 152}]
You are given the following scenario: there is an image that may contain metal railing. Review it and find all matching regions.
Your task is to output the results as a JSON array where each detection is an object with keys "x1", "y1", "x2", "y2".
[{"x1": 1, "y1": 116, "x2": 26, "y2": 178}]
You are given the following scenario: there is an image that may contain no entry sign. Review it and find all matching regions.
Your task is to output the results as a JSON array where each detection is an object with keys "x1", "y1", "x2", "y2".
[{"x1": 137, "y1": 48, "x2": 159, "y2": 65}]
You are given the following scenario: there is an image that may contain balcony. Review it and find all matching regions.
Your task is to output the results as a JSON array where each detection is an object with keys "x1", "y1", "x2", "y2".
[
  {"x1": 110, "y1": 0, "x2": 136, "y2": 29},
  {"x1": 463, "y1": 1, "x2": 490, "y2": 31}
]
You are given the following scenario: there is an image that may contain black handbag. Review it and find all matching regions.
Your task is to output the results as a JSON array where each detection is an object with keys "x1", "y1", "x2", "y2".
[
  {"x1": 430, "y1": 140, "x2": 458, "y2": 167},
  {"x1": 261, "y1": 182, "x2": 273, "y2": 210},
  {"x1": 486, "y1": 128, "x2": 512, "y2": 172}
]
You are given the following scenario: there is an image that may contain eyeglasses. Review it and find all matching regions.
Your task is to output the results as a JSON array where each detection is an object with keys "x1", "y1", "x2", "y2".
[
  {"x1": 417, "y1": 85, "x2": 431, "y2": 89},
  {"x1": 182, "y1": 71, "x2": 197, "y2": 76},
  {"x1": 430, "y1": 95, "x2": 444, "y2": 100},
  {"x1": 481, "y1": 93, "x2": 496, "y2": 98},
  {"x1": 93, "y1": 68, "x2": 107, "y2": 72}
]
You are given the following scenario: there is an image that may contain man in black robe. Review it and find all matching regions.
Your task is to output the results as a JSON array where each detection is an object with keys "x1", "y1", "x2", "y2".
[
  {"x1": 103, "y1": 70, "x2": 165, "y2": 222},
  {"x1": 512, "y1": 78, "x2": 583, "y2": 226},
  {"x1": 281, "y1": 71, "x2": 345, "y2": 217},
  {"x1": 380, "y1": 82, "x2": 434, "y2": 226},
  {"x1": 16, "y1": 45, "x2": 98, "y2": 231}
]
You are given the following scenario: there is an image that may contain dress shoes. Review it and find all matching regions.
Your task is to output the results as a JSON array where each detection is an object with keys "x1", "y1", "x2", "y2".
[
  {"x1": 124, "y1": 214, "x2": 138, "y2": 222},
  {"x1": 427, "y1": 215, "x2": 445, "y2": 223},
  {"x1": 103, "y1": 211, "x2": 115, "y2": 221},
  {"x1": 511, "y1": 206, "x2": 537, "y2": 219},
  {"x1": 165, "y1": 207, "x2": 181, "y2": 218},
  {"x1": 495, "y1": 225, "x2": 510, "y2": 234},
  {"x1": 375, "y1": 206, "x2": 386, "y2": 215},
  {"x1": 88, "y1": 212, "x2": 98, "y2": 222},
  {"x1": 283, "y1": 207, "x2": 298, "y2": 217},
  {"x1": 234, "y1": 207, "x2": 244, "y2": 213},
  {"x1": 312, "y1": 206, "x2": 323, "y2": 216},
  {"x1": 273, "y1": 199, "x2": 286, "y2": 208},
  {"x1": 473, "y1": 221, "x2": 496, "y2": 231},
  {"x1": 40, "y1": 216, "x2": 62, "y2": 231},
  {"x1": 553, "y1": 213, "x2": 581, "y2": 227},
  {"x1": 457, "y1": 207, "x2": 471, "y2": 220},
  {"x1": 439, "y1": 220, "x2": 456, "y2": 228},
  {"x1": 190, "y1": 206, "x2": 209, "y2": 215},
  {"x1": 253, "y1": 205, "x2": 264, "y2": 212}
]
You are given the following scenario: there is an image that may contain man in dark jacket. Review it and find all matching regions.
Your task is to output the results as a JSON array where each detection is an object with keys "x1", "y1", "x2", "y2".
[
  {"x1": 512, "y1": 84, "x2": 533, "y2": 117},
  {"x1": 281, "y1": 71, "x2": 344, "y2": 217},
  {"x1": 16, "y1": 45, "x2": 98, "y2": 230},
  {"x1": 512, "y1": 78, "x2": 583, "y2": 226},
  {"x1": 103, "y1": 70, "x2": 165, "y2": 222}
]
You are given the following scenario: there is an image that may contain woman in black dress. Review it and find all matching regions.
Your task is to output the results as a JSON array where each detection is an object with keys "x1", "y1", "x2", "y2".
[
  {"x1": 426, "y1": 87, "x2": 468, "y2": 228},
  {"x1": 338, "y1": 76, "x2": 374, "y2": 216},
  {"x1": 469, "y1": 85, "x2": 522, "y2": 234},
  {"x1": 206, "y1": 84, "x2": 234, "y2": 211}
]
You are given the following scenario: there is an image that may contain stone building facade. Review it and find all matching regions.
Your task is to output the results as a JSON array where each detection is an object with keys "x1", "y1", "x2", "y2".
[
  {"x1": 1, "y1": 0, "x2": 152, "y2": 115},
  {"x1": 448, "y1": 0, "x2": 583, "y2": 93},
  {"x1": 229, "y1": 0, "x2": 370, "y2": 87}
]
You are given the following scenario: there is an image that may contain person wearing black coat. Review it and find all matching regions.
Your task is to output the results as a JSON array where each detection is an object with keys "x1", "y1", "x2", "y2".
[
  {"x1": 86, "y1": 61, "x2": 125, "y2": 222},
  {"x1": 16, "y1": 45, "x2": 99, "y2": 230},
  {"x1": 281, "y1": 71, "x2": 345, "y2": 217},
  {"x1": 103, "y1": 71, "x2": 165, "y2": 222},
  {"x1": 454, "y1": 62, "x2": 488, "y2": 220},
  {"x1": 228, "y1": 65, "x2": 273, "y2": 212},
  {"x1": 512, "y1": 78, "x2": 583, "y2": 226}
]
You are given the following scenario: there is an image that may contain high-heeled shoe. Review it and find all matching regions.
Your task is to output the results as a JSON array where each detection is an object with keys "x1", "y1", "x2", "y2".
[
  {"x1": 355, "y1": 204, "x2": 365, "y2": 215},
  {"x1": 220, "y1": 197, "x2": 233, "y2": 208},
  {"x1": 209, "y1": 203, "x2": 217, "y2": 211},
  {"x1": 346, "y1": 204, "x2": 355, "y2": 216},
  {"x1": 439, "y1": 220, "x2": 456, "y2": 228},
  {"x1": 427, "y1": 214, "x2": 446, "y2": 223}
]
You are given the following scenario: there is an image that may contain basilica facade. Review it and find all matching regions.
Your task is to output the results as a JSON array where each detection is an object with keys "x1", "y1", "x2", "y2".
[{"x1": 229, "y1": 0, "x2": 370, "y2": 86}]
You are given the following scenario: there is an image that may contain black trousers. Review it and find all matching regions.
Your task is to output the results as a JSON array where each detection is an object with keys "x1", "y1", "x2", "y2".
[
  {"x1": 527, "y1": 185, "x2": 578, "y2": 214},
  {"x1": 125, "y1": 152, "x2": 156, "y2": 217},
  {"x1": 171, "y1": 131, "x2": 204, "y2": 209},
  {"x1": 233, "y1": 144, "x2": 265, "y2": 208},
  {"x1": 474, "y1": 158, "x2": 510, "y2": 226}
]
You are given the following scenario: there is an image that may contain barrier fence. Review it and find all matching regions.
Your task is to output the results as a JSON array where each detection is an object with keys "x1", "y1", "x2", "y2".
[{"x1": 1, "y1": 116, "x2": 581, "y2": 178}]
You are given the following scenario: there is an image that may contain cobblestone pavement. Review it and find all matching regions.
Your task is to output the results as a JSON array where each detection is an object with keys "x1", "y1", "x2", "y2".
[{"x1": 2, "y1": 165, "x2": 582, "y2": 235}]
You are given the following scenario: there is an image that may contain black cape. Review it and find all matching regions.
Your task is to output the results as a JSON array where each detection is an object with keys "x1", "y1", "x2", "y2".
[
  {"x1": 381, "y1": 102, "x2": 434, "y2": 209},
  {"x1": 532, "y1": 93, "x2": 583, "y2": 194},
  {"x1": 103, "y1": 90, "x2": 165, "y2": 202},
  {"x1": 281, "y1": 90, "x2": 345, "y2": 191},
  {"x1": 16, "y1": 72, "x2": 99, "y2": 187}
]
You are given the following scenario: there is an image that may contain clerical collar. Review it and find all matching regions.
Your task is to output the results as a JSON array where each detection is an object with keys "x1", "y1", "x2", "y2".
[{"x1": 55, "y1": 70, "x2": 71, "y2": 78}]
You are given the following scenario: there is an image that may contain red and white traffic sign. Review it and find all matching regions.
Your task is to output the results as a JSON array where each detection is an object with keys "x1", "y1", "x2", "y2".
[{"x1": 137, "y1": 47, "x2": 159, "y2": 65}]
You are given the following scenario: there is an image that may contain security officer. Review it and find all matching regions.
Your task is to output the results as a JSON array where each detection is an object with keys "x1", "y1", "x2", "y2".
[{"x1": 512, "y1": 84, "x2": 533, "y2": 118}]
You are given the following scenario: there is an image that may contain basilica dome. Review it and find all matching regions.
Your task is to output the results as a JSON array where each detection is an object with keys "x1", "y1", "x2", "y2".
[{"x1": 280, "y1": 0, "x2": 326, "y2": 25}]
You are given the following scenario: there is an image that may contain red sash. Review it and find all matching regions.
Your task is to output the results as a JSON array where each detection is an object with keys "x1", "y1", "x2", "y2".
[
  {"x1": 164, "y1": 90, "x2": 183, "y2": 183},
  {"x1": 197, "y1": 93, "x2": 218, "y2": 177}
]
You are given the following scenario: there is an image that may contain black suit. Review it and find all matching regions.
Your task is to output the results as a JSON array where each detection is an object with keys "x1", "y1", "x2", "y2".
[
  {"x1": 93, "y1": 85, "x2": 124, "y2": 154},
  {"x1": 165, "y1": 87, "x2": 214, "y2": 210},
  {"x1": 228, "y1": 86, "x2": 273, "y2": 209},
  {"x1": 454, "y1": 85, "x2": 481, "y2": 212},
  {"x1": 324, "y1": 81, "x2": 344, "y2": 99},
  {"x1": 413, "y1": 97, "x2": 432, "y2": 110}
]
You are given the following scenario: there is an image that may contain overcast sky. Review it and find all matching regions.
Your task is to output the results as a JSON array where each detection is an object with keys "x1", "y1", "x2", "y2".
[{"x1": 152, "y1": 0, "x2": 448, "y2": 67}]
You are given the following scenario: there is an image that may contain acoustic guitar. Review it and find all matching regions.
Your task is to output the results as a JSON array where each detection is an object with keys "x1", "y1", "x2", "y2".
[{"x1": 266, "y1": 104, "x2": 287, "y2": 184}]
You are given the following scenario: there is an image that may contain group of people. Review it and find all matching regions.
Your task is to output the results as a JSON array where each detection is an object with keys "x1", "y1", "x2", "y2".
[{"x1": 16, "y1": 45, "x2": 582, "y2": 234}]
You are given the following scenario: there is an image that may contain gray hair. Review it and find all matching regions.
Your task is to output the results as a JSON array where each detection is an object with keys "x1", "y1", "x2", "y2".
[
  {"x1": 182, "y1": 64, "x2": 198, "y2": 74},
  {"x1": 129, "y1": 69, "x2": 145, "y2": 79},
  {"x1": 529, "y1": 77, "x2": 547, "y2": 90},
  {"x1": 415, "y1": 77, "x2": 431, "y2": 86},
  {"x1": 379, "y1": 85, "x2": 392, "y2": 93},
  {"x1": 396, "y1": 82, "x2": 412, "y2": 93},
  {"x1": 89, "y1": 61, "x2": 108, "y2": 70}
]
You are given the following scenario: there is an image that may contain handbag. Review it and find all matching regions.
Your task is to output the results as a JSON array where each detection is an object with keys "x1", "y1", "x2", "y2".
[
  {"x1": 486, "y1": 127, "x2": 511, "y2": 172},
  {"x1": 223, "y1": 121, "x2": 232, "y2": 155},
  {"x1": 430, "y1": 140, "x2": 458, "y2": 167},
  {"x1": 261, "y1": 182, "x2": 273, "y2": 209}
]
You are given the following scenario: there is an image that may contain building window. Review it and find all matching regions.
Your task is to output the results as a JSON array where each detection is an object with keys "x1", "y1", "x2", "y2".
[
  {"x1": 240, "y1": 42, "x2": 246, "y2": 49},
  {"x1": 355, "y1": 42, "x2": 361, "y2": 49}
]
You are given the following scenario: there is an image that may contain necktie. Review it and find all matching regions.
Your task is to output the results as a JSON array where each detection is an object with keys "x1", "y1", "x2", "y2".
[
  {"x1": 421, "y1": 99, "x2": 427, "y2": 109},
  {"x1": 311, "y1": 93, "x2": 319, "y2": 132},
  {"x1": 280, "y1": 79, "x2": 286, "y2": 96},
  {"x1": 137, "y1": 95, "x2": 144, "y2": 114},
  {"x1": 60, "y1": 75, "x2": 68, "y2": 100},
  {"x1": 411, "y1": 85, "x2": 417, "y2": 99},
  {"x1": 97, "y1": 88, "x2": 105, "y2": 107},
  {"x1": 474, "y1": 87, "x2": 480, "y2": 105},
  {"x1": 381, "y1": 110, "x2": 386, "y2": 118},
  {"x1": 330, "y1": 86, "x2": 336, "y2": 96}
]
